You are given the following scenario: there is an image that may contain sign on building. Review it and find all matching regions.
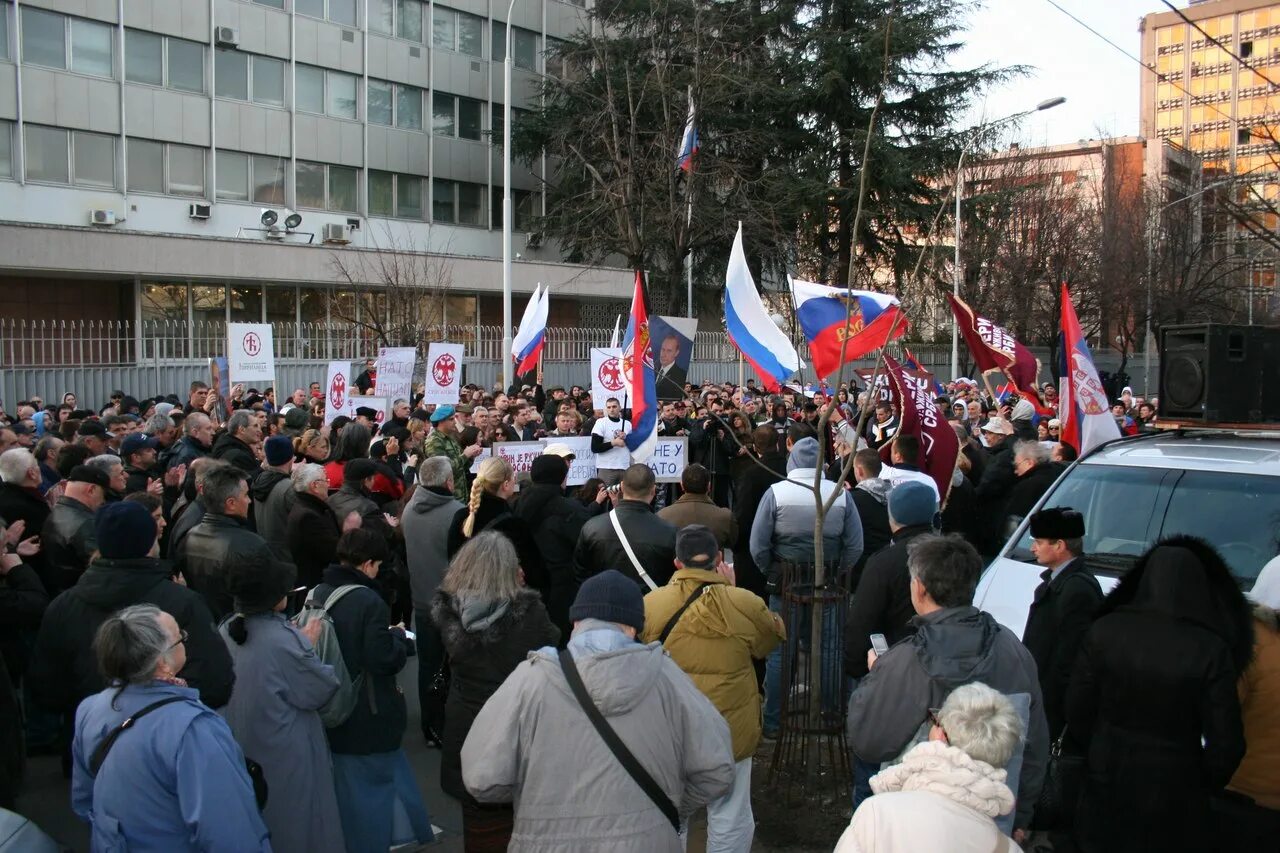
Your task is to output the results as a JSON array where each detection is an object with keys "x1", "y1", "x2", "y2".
[{"x1": 227, "y1": 323, "x2": 275, "y2": 384}]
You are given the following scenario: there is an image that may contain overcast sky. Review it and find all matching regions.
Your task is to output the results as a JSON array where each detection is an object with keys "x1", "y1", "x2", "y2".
[{"x1": 950, "y1": 0, "x2": 1159, "y2": 146}]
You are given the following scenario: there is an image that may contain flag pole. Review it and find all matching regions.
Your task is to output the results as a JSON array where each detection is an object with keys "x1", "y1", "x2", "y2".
[{"x1": 686, "y1": 196, "x2": 694, "y2": 319}]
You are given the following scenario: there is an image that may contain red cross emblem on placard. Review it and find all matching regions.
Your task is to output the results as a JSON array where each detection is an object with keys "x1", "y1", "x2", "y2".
[
  {"x1": 433, "y1": 353, "x2": 457, "y2": 387},
  {"x1": 242, "y1": 332, "x2": 262, "y2": 357},
  {"x1": 598, "y1": 357, "x2": 624, "y2": 391},
  {"x1": 329, "y1": 373, "x2": 346, "y2": 409}
]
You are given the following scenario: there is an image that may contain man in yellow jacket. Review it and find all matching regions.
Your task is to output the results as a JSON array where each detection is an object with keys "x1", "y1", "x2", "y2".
[{"x1": 641, "y1": 525, "x2": 785, "y2": 853}]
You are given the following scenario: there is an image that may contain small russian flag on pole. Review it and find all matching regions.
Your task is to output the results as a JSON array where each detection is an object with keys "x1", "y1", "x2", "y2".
[
  {"x1": 676, "y1": 86, "x2": 699, "y2": 173},
  {"x1": 511, "y1": 284, "x2": 548, "y2": 375}
]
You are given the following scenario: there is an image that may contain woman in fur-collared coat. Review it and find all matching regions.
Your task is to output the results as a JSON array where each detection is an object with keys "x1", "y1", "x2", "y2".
[
  {"x1": 431, "y1": 531, "x2": 559, "y2": 852},
  {"x1": 1066, "y1": 535, "x2": 1253, "y2": 853}
]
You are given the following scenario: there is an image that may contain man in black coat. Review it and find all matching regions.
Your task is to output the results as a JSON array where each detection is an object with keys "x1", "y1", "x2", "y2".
[
  {"x1": 1021, "y1": 507, "x2": 1101, "y2": 739},
  {"x1": 844, "y1": 480, "x2": 937, "y2": 678},
  {"x1": 28, "y1": 501, "x2": 234, "y2": 716},
  {"x1": 287, "y1": 462, "x2": 355, "y2": 589},
  {"x1": 973, "y1": 417, "x2": 1018, "y2": 558},
  {"x1": 165, "y1": 413, "x2": 214, "y2": 472},
  {"x1": 1004, "y1": 442, "x2": 1064, "y2": 523},
  {"x1": 0, "y1": 448, "x2": 52, "y2": 589},
  {"x1": 209, "y1": 410, "x2": 262, "y2": 476},
  {"x1": 175, "y1": 465, "x2": 280, "y2": 621},
  {"x1": 44, "y1": 465, "x2": 110, "y2": 591},
  {"x1": 849, "y1": 449, "x2": 892, "y2": 577},
  {"x1": 731, "y1": 426, "x2": 785, "y2": 600},
  {"x1": 573, "y1": 464, "x2": 677, "y2": 591}
]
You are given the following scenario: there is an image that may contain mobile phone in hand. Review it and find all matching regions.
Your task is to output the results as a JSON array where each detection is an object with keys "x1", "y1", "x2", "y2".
[{"x1": 870, "y1": 633, "x2": 889, "y2": 657}]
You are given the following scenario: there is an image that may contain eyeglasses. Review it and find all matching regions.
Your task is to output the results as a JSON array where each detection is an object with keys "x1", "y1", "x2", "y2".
[
  {"x1": 167, "y1": 629, "x2": 189, "y2": 651},
  {"x1": 927, "y1": 707, "x2": 948, "y2": 740}
]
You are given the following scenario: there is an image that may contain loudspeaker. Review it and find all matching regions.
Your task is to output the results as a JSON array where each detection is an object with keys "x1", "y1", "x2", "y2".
[{"x1": 1159, "y1": 324, "x2": 1280, "y2": 423}]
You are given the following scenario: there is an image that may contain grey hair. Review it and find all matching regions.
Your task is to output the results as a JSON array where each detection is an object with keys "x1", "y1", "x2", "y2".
[
  {"x1": 0, "y1": 448, "x2": 37, "y2": 484},
  {"x1": 87, "y1": 454, "x2": 123, "y2": 475},
  {"x1": 33, "y1": 435, "x2": 63, "y2": 464},
  {"x1": 906, "y1": 534, "x2": 983, "y2": 609},
  {"x1": 1013, "y1": 439, "x2": 1051, "y2": 467},
  {"x1": 93, "y1": 604, "x2": 175, "y2": 687},
  {"x1": 291, "y1": 462, "x2": 328, "y2": 494},
  {"x1": 144, "y1": 414, "x2": 174, "y2": 436},
  {"x1": 439, "y1": 530, "x2": 522, "y2": 600},
  {"x1": 191, "y1": 457, "x2": 232, "y2": 487},
  {"x1": 184, "y1": 412, "x2": 210, "y2": 436},
  {"x1": 226, "y1": 409, "x2": 253, "y2": 437},
  {"x1": 937, "y1": 682, "x2": 1024, "y2": 768},
  {"x1": 419, "y1": 456, "x2": 454, "y2": 489}
]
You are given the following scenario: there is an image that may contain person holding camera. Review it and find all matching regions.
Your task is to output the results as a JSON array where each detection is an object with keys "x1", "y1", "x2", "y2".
[
  {"x1": 590, "y1": 398, "x2": 632, "y2": 487},
  {"x1": 693, "y1": 400, "x2": 734, "y2": 508}
]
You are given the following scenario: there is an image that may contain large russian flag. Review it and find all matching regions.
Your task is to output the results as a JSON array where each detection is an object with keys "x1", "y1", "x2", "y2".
[
  {"x1": 1058, "y1": 282, "x2": 1120, "y2": 456},
  {"x1": 790, "y1": 278, "x2": 905, "y2": 380},
  {"x1": 622, "y1": 271, "x2": 658, "y2": 462},
  {"x1": 511, "y1": 284, "x2": 548, "y2": 375},
  {"x1": 723, "y1": 223, "x2": 801, "y2": 391}
]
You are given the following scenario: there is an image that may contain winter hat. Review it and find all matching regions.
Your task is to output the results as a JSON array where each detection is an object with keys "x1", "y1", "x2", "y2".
[
  {"x1": 888, "y1": 481, "x2": 938, "y2": 529},
  {"x1": 570, "y1": 569, "x2": 645, "y2": 632},
  {"x1": 95, "y1": 501, "x2": 158, "y2": 560},
  {"x1": 429, "y1": 405, "x2": 455, "y2": 423},
  {"x1": 787, "y1": 437, "x2": 819, "y2": 471},
  {"x1": 344, "y1": 458, "x2": 379, "y2": 484},
  {"x1": 155, "y1": 402, "x2": 176, "y2": 419},
  {"x1": 675, "y1": 525, "x2": 720, "y2": 570},
  {"x1": 68, "y1": 464, "x2": 112, "y2": 490},
  {"x1": 284, "y1": 407, "x2": 310, "y2": 431},
  {"x1": 1010, "y1": 398, "x2": 1035, "y2": 423},
  {"x1": 530, "y1": 454, "x2": 569, "y2": 485},
  {"x1": 225, "y1": 548, "x2": 297, "y2": 614},
  {"x1": 263, "y1": 434, "x2": 294, "y2": 466},
  {"x1": 1029, "y1": 507, "x2": 1085, "y2": 541}
]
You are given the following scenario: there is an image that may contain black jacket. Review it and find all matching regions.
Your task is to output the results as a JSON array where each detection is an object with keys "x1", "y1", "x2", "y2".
[
  {"x1": 165, "y1": 496, "x2": 205, "y2": 560},
  {"x1": 210, "y1": 431, "x2": 259, "y2": 475},
  {"x1": 1021, "y1": 556, "x2": 1102, "y2": 738},
  {"x1": 313, "y1": 563, "x2": 408, "y2": 755},
  {"x1": 1002, "y1": 462, "x2": 1065, "y2": 532},
  {"x1": 287, "y1": 492, "x2": 342, "y2": 589},
  {"x1": 850, "y1": 481, "x2": 893, "y2": 576},
  {"x1": 44, "y1": 496, "x2": 98, "y2": 591},
  {"x1": 973, "y1": 440, "x2": 1017, "y2": 556},
  {"x1": 572, "y1": 499, "x2": 678, "y2": 591},
  {"x1": 1066, "y1": 536, "x2": 1251, "y2": 851},
  {"x1": 165, "y1": 435, "x2": 210, "y2": 472},
  {"x1": 732, "y1": 450, "x2": 786, "y2": 599},
  {"x1": 447, "y1": 492, "x2": 546, "y2": 592},
  {"x1": 176, "y1": 512, "x2": 280, "y2": 621},
  {"x1": 430, "y1": 588, "x2": 558, "y2": 803},
  {"x1": 843, "y1": 524, "x2": 933, "y2": 678},
  {"x1": 0, "y1": 482, "x2": 53, "y2": 589},
  {"x1": 0, "y1": 562, "x2": 48, "y2": 681},
  {"x1": 513, "y1": 482, "x2": 593, "y2": 641},
  {"x1": 27, "y1": 556, "x2": 233, "y2": 712},
  {"x1": 250, "y1": 468, "x2": 295, "y2": 563}
]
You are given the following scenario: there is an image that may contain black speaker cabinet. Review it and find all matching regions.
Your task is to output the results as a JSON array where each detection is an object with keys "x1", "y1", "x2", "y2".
[{"x1": 1159, "y1": 324, "x2": 1280, "y2": 423}]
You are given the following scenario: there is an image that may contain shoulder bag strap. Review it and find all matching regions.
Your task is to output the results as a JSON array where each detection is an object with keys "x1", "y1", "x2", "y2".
[
  {"x1": 556, "y1": 649, "x2": 680, "y2": 833},
  {"x1": 608, "y1": 510, "x2": 658, "y2": 591},
  {"x1": 658, "y1": 583, "x2": 712, "y2": 645},
  {"x1": 322, "y1": 584, "x2": 365, "y2": 613},
  {"x1": 89, "y1": 695, "x2": 188, "y2": 776}
]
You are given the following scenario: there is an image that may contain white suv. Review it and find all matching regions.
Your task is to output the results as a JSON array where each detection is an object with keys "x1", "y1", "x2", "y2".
[{"x1": 975, "y1": 429, "x2": 1280, "y2": 638}]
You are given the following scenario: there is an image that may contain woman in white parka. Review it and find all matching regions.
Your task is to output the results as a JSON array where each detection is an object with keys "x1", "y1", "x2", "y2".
[{"x1": 836, "y1": 682, "x2": 1025, "y2": 853}]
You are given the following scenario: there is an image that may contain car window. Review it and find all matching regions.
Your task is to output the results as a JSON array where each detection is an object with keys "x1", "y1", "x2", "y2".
[
  {"x1": 1010, "y1": 464, "x2": 1166, "y2": 564},
  {"x1": 1160, "y1": 470, "x2": 1280, "y2": 584}
]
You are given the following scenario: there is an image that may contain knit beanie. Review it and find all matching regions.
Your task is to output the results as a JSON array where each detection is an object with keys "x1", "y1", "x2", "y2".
[
  {"x1": 570, "y1": 569, "x2": 645, "y2": 632},
  {"x1": 888, "y1": 480, "x2": 939, "y2": 529},
  {"x1": 530, "y1": 455, "x2": 569, "y2": 485},
  {"x1": 95, "y1": 502, "x2": 158, "y2": 560},
  {"x1": 264, "y1": 434, "x2": 294, "y2": 466}
]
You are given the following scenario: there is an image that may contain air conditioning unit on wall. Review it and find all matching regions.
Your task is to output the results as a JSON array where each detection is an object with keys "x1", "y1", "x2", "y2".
[
  {"x1": 89, "y1": 209, "x2": 117, "y2": 226},
  {"x1": 215, "y1": 26, "x2": 239, "y2": 47},
  {"x1": 322, "y1": 223, "x2": 352, "y2": 244}
]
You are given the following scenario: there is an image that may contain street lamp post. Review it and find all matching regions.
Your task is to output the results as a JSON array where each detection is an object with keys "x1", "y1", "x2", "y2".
[
  {"x1": 501, "y1": 0, "x2": 518, "y2": 393},
  {"x1": 1144, "y1": 176, "x2": 1234, "y2": 394},
  {"x1": 951, "y1": 97, "x2": 1066, "y2": 380}
]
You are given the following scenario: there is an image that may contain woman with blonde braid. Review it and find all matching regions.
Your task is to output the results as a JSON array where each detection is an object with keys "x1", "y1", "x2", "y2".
[{"x1": 445, "y1": 457, "x2": 547, "y2": 594}]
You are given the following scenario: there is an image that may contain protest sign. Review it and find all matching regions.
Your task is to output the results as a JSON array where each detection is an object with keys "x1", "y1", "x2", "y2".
[
  {"x1": 492, "y1": 442, "x2": 543, "y2": 482},
  {"x1": 424, "y1": 343, "x2": 464, "y2": 405},
  {"x1": 325, "y1": 361, "x2": 354, "y2": 423},
  {"x1": 470, "y1": 447, "x2": 492, "y2": 474},
  {"x1": 542, "y1": 436, "x2": 595, "y2": 486},
  {"x1": 590, "y1": 347, "x2": 626, "y2": 411},
  {"x1": 645, "y1": 437, "x2": 687, "y2": 483},
  {"x1": 227, "y1": 323, "x2": 275, "y2": 384},
  {"x1": 374, "y1": 347, "x2": 416, "y2": 403},
  {"x1": 354, "y1": 397, "x2": 388, "y2": 425}
]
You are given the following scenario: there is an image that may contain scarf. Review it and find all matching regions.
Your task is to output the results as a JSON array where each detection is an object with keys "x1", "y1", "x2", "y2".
[{"x1": 870, "y1": 740, "x2": 1015, "y2": 818}]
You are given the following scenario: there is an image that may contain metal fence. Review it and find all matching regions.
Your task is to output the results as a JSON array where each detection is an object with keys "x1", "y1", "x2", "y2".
[{"x1": 0, "y1": 318, "x2": 1155, "y2": 405}]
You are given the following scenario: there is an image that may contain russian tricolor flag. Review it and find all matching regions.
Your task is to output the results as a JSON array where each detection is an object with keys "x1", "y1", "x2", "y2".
[
  {"x1": 676, "y1": 87, "x2": 698, "y2": 173},
  {"x1": 723, "y1": 223, "x2": 801, "y2": 392},
  {"x1": 790, "y1": 278, "x2": 905, "y2": 381},
  {"x1": 511, "y1": 284, "x2": 548, "y2": 375},
  {"x1": 622, "y1": 271, "x2": 658, "y2": 462}
]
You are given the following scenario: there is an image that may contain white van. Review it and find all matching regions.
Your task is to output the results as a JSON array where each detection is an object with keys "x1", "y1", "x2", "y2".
[{"x1": 974, "y1": 429, "x2": 1280, "y2": 638}]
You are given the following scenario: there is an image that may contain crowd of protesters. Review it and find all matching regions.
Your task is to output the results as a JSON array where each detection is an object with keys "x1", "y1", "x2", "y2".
[{"x1": 0, "y1": 369, "x2": 1273, "y2": 853}]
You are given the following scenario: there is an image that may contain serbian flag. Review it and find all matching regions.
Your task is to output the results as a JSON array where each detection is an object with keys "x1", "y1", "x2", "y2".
[
  {"x1": 724, "y1": 223, "x2": 801, "y2": 391},
  {"x1": 676, "y1": 86, "x2": 699, "y2": 173},
  {"x1": 512, "y1": 284, "x2": 548, "y2": 375},
  {"x1": 791, "y1": 278, "x2": 906, "y2": 380},
  {"x1": 622, "y1": 271, "x2": 659, "y2": 462},
  {"x1": 946, "y1": 294, "x2": 1048, "y2": 412},
  {"x1": 883, "y1": 353, "x2": 960, "y2": 503},
  {"x1": 1058, "y1": 282, "x2": 1120, "y2": 456},
  {"x1": 903, "y1": 348, "x2": 945, "y2": 396}
]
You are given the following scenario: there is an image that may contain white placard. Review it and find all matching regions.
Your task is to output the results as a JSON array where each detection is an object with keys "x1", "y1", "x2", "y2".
[
  {"x1": 324, "y1": 360, "x2": 354, "y2": 424},
  {"x1": 590, "y1": 347, "x2": 627, "y2": 411},
  {"x1": 374, "y1": 347, "x2": 416, "y2": 403},
  {"x1": 228, "y1": 323, "x2": 275, "y2": 384},
  {"x1": 492, "y1": 442, "x2": 544, "y2": 479},
  {"x1": 470, "y1": 446, "x2": 493, "y2": 474},
  {"x1": 542, "y1": 436, "x2": 595, "y2": 486},
  {"x1": 352, "y1": 397, "x2": 388, "y2": 426},
  {"x1": 423, "y1": 342, "x2": 464, "y2": 405},
  {"x1": 645, "y1": 436, "x2": 687, "y2": 484}
]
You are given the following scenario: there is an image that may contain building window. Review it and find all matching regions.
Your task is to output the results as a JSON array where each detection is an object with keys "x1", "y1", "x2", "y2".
[
  {"x1": 368, "y1": 79, "x2": 423, "y2": 129},
  {"x1": 433, "y1": 7, "x2": 482, "y2": 57},
  {"x1": 215, "y1": 49, "x2": 285, "y2": 106},
  {"x1": 297, "y1": 0, "x2": 357, "y2": 27},
  {"x1": 491, "y1": 186, "x2": 539, "y2": 230},
  {"x1": 296, "y1": 160, "x2": 359, "y2": 213},
  {"x1": 328, "y1": 70, "x2": 358, "y2": 119},
  {"x1": 490, "y1": 104, "x2": 530, "y2": 146},
  {"x1": 434, "y1": 93, "x2": 482, "y2": 140},
  {"x1": 215, "y1": 151, "x2": 284, "y2": 205},
  {"x1": 492, "y1": 22, "x2": 537, "y2": 70},
  {"x1": 457, "y1": 97, "x2": 482, "y2": 140},
  {"x1": 433, "y1": 92, "x2": 456, "y2": 136},
  {"x1": 128, "y1": 140, "x2": 204, "y2": 197},
  {"x1": 457, "y1": 181, "x2": 483, "y2": 225},
  {"x1": 370, "y1": 170, "x2": 424, "y2": 219},
  {"x1": 0, "y1": 5, "x2": 9, "y2": 62},
  {"x1": 23, "y1": 125, "x2": 117, "y2": 188},
  {"x1": 253, "y1": 0, "x2": 285, "y2": 7},
  {"x1": 370, "y1": 0, "x2": 424, "y2": 43},
  {"x1": 253, "y1": 155, "x2": 286, "y2": 205},
  {"x1": 0, "y1": 121, "x2": 12, "y2": 180},
  {"x1": 24, "y1": 125, "x2": 68, "y2": 183},
  {"x1": 140, "y1": 283, "x2": 189, "y2": 323},
  {"x1": 22, "y1": 8, "x2": 114, "y2": 77},
  {"x1": 368, "y1": 79, "x2": 392, "y2": 125},
  {"x1": 397, "y1": 84, "x2": 424, "y2": 130},
  {"x1": 72, "y1": 130, "x2": 115, "y2": 187},
  {"x1": 131, "y1": 32, "x2": 204, "y2": 93},
  {"x1": 296, "y1": 65, "x2": 358, "y2": 119},
  {"x1": 432, "y1": 178, "x2": 455, "y2": 222},
  {"x1": 1238, "y1": 127, "x2": 1252, "y2": 145},
  {"x1": 434, "y1": 179, "x2": 485, "y2": 225},
  {"x1": 296, "y1": 65, "x2": 325, "y2": 113}
]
